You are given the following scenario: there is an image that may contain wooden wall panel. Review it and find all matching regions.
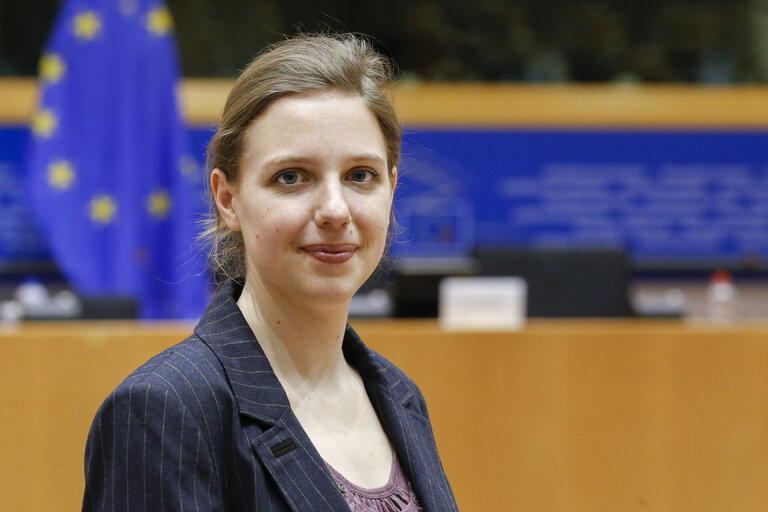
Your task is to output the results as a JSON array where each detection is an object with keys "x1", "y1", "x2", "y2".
[
  {"x1": 2, "y1": 320, "x2": 768, "y2": 511},
  {"x1": 5, "y1": 79, "x2": 768, "y2": 127}
]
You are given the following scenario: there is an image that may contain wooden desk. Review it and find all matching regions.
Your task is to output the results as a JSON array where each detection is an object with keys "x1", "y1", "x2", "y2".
[{"x1": 2, "y1": 319, "x2": 768, "y2": 511}]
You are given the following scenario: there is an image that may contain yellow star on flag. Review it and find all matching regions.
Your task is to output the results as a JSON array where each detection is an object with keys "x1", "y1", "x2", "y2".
[
  {"x1": 90, "y1": 194, "x2": 117, "y2": 224},
  {"x1": 47, "y1": 160, "x2": 76, "y2": 190},
  {"x1": 147, "y1": 7, "x2": 173, "y2": 36},
  {"x1": 32, "y1": 109, "x2": 57, "y2": 138},
  {"x1": 73, "y1": 10, "x2": 102, "y2": 41},
  {"x1": 39, "y1": 53, "x2": 66, "y2": 83},
  {"x1": 147, "y1": 190, "x2": 172, "y2": 219}
]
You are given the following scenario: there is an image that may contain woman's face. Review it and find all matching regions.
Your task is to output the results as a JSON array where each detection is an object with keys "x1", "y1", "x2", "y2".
[{"x1": 213, "y1": 90, "x2": 396, "y2": 306}]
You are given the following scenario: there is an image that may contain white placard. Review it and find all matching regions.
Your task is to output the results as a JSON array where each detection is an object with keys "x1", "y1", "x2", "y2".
[{"x1": 439, "y1": 276, "x2": 527, "y2": 331}]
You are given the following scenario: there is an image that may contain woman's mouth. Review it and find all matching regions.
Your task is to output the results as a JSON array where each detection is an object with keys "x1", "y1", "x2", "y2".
[{"x1": 301, "y1": 244, "x2": 357, "y2": 264}]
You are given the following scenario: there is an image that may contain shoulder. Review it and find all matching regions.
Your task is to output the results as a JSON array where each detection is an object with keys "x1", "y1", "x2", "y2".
[
  {"x1": 84, "y1": 335, "x2": 236, "y2": 510},
  {"x1": 367, "y1": 348, "x2": 416, "y2": 386},
  {"x1": 96, "y1": 334, "x2": 234, "y2": 432},
  {"x1": 345, "y1": 324, "x2": 421, "y2": 394},
  {"x1": 364, "y1": 346, "x2": 431, "y2": 417},
  {"x1": 344, "y1": 324, "x2": 426, "y2": 404},
  {"x1": 126, "y1": 334, "x2": 226, "y2": 386}
]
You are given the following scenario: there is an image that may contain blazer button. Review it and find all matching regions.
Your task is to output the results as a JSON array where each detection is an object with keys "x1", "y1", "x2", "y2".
[{"x1": 337, "y1": 482, "x2": 347, "y2": 494}]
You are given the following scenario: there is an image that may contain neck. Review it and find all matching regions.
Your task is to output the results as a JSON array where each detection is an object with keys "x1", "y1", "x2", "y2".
[{"x1": 236, "y1": 279, "x2": 352, "y2": 389}]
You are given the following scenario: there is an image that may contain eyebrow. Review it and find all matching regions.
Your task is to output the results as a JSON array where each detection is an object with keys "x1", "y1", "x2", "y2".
[
  {"x1": 263, "y1": 154, "x2": 386, "y2": 167},
  {"x1": 349, "y1": 154, "x2": 386, "y2": 165}
]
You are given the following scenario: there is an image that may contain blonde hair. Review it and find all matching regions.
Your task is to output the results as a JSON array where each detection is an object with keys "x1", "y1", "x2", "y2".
[{"x1": 202, "y1": 34, "x2": 401, "y2": 283}]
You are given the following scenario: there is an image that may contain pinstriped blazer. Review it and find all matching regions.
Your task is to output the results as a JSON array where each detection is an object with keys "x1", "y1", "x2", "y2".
[{"x1": 82, "y1": 280, "x2": 458, "y2": 511}]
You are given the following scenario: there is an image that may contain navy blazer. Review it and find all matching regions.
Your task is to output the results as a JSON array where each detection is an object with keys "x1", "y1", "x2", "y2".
[{"x1": 83, "y1": 281, "x2": 458, "y2": 511}]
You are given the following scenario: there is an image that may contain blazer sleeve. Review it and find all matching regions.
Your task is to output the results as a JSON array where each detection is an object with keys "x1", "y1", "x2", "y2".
[{"x1": 82, "y1": 378, "x2": 224, "y2": 511}]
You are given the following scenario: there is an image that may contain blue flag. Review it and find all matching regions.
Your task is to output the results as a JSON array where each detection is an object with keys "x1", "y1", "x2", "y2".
[{"x1": 27, "y1": 0, "x2": 209, "y2": 318}]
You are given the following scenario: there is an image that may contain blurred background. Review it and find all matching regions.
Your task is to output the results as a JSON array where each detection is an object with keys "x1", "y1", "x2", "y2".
[
  {"x1": 2, "y1": 0, "x2": 767, "y2": 83},
  {"x1": 2, "y1": 0, "x2": 768, "y2": 321},
  {"x1": 4, "y1": 2, "x2": 768, "y2": 511}
]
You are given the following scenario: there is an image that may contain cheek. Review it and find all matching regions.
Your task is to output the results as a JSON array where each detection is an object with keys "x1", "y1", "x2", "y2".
[
  {"x1": 361, "y1": 196, "x2": 394, "y2": 242},
  {"x1": 240, "y1": 213, "x2": 293, "y2": 274},
  {"x1": 240, "y1": 202, "x2": 306, "y2": 247}
]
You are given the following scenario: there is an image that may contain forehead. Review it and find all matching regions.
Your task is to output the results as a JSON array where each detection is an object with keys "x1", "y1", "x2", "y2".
[{"x1": 240, "y1": 90, "x2": 387, "y2": 169}]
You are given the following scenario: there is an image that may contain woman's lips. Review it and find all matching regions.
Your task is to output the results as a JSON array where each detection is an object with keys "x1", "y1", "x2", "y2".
[{"x1": 301, "y1": 244, "x2": 357, "y2": 264}]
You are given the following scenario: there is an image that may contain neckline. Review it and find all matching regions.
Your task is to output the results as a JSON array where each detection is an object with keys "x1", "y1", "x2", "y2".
[{"x1": 324, "y1": 448, "x2": 401, "y2": 498}]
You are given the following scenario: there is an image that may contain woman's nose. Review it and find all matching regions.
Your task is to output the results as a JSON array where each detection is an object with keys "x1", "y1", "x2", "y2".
[{"x1": 314, "y1": 181, "x2": 351, "y2": 228}]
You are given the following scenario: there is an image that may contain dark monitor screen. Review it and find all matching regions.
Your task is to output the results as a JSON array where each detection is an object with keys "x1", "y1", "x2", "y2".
[{"x1": 473, "y1": 247, "x2": 632, "y2": 318}]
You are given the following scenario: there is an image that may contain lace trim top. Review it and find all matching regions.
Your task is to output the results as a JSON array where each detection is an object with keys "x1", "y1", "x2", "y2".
[{"x1": 324, "y1": 452, "x2": 423, "y2": 512}]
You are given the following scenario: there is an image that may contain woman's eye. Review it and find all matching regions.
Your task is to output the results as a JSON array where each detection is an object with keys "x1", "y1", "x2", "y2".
[
  {"x1": 275, "y1": 170, "x2": 304, "y2": 185},
  {"x1": 348, "y1": 169, "x2": 377, "y2": 183}
]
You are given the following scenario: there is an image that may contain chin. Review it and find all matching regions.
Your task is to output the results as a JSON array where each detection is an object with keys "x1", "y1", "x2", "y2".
[
  {"x1": 305, "y1": 287, "x2": 357, "y2": 306},
  {"x1": 302, "y1": 275, "x2": 368, "y2": 305}
]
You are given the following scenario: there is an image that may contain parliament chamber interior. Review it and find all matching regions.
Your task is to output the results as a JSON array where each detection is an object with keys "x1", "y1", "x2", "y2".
[{"x1": 3, "y1": 1, "x2": 768, "y2": 510}]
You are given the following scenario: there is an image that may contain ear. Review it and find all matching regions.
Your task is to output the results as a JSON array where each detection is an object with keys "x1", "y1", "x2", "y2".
[
  {"x1": 211, "y1": 168, "x2": 241, "y2": 231},
  {"x1": 389, "y1": 166, "x2": 398, "y2": 195}
]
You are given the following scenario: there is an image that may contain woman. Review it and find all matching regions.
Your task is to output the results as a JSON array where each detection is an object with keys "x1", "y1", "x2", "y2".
[{"x1": 83, "y1": 34, "x2": 458, "y2": 512}]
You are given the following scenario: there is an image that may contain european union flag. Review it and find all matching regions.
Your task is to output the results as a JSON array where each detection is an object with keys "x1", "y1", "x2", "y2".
[{"x1": 27, "y1": 0, "x2": 209, "y2": 318}]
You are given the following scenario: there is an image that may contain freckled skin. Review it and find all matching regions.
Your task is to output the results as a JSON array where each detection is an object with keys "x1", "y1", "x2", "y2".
[{"x1": 216, "y1": 91, "x2": 396, "y2": 306}]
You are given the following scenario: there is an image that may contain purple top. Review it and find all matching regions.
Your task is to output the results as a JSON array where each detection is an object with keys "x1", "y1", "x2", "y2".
[{"x1": 324, "y1": 452, "x2": 423, "y2": 512}]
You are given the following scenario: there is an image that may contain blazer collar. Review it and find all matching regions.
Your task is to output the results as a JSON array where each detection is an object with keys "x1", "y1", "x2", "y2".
[
  {"x1": 194, "y1": 281, "x2": 444, "y2": 511},
  {"x1": 193, "y1": 280, "x2": 416, "y2": 424},
  {"x1": 193, "y1": 280, "x2": 289, "y2": 425}
]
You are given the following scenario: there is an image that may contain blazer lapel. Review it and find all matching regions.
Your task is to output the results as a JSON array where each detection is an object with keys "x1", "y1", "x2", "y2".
[
  {"x1": 342, "y1": 326, "x2": 456, "y2": 512},
  {"x1": 245, "y1": 413, "x2": 348, "y2": 512},
  {"x1": 194, "y1": 281, "x2": 348, "y2": 511},
  {"x1": 368, "y1": 380, "x2": 442, "y2": 511}
]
